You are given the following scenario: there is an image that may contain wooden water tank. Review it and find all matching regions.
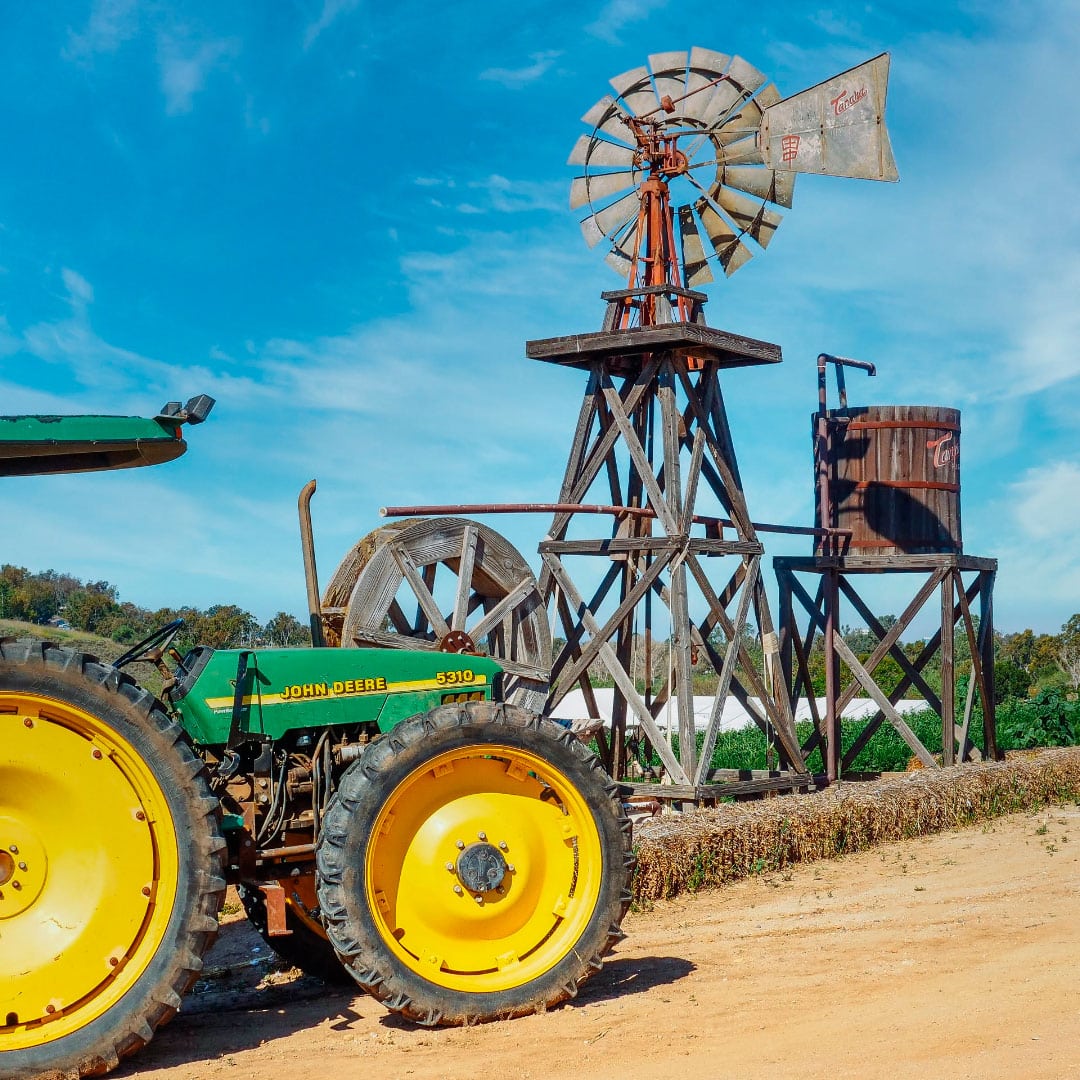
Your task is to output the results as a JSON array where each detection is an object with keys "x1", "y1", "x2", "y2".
[{"x1": 815, "y1": 405, "x2": 961, "y2": 556}]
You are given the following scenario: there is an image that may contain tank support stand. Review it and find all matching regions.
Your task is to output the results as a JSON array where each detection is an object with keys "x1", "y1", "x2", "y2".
[{"x1": 775, "y1": 554, "x2": 999, "y2": 781}]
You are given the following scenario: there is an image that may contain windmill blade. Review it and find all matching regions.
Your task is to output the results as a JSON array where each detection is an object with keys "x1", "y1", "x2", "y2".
[
  {"x1": 649, "y1": 50, "x2": 688, "y2": 117},
  {"x1": 719, "y1": 135, "x2": 766, "y2": 166},
  {"x1": 695, "y1": 197, "x2": 753, "y2": 275},
  {"x1": 603, "y1": 218, "x2": 639, "y2": 276},
  {"x1": 584, "y1": 188, "x2": 640, "y2": 241},
  {"x1": 756, "y1": 83, "x2": 781, "y2": 109},
  {"x1": 604, "y1": 246, "x2": 636, "y2": 278},
  {"x1": 718, "y1": 165, "x2": 795, "y2": 208},
  {"x1": 758, "y1": 53, "x2": 899, "y2": 181},
  {"x1": 711, "y1": 95, "x2": 762, "y2": 142},
  {"x1": 581, "y1": 95, "x2": 635, "y2": 145},
  {"x1": 609, "y1": 65, "x2": 659, "y2": 118},
  {"x1": 699, "y1": 78, "x2": 745, "y2": 129},
  {"x1": 684, "y1": 47, "x2": 731, "y2": 122},
  {"x1": 567, "y1": 134, "x2": 637, "y2": 169},
  {"x1": 717, "y1": 187, "x2": 784, "y2": 248},
  {"x1": 725, "y1": 55, "x2": 768, "y2": 94},
  {"x1": 569, "y1": 170, "x2": 636, "y2": 210},
  {"x1": 677, "y1": 204, "x2": 714, "y2": 285}
]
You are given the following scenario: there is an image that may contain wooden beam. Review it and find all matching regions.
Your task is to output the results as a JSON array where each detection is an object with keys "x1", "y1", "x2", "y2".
[
  {"x1": 832, "y1": 635, "x2": 938, "y2": 769},
  {"x1": 542, "y1": 552, "x2": 690, "y2": 784},
  {"x1": 695, "y1": 556, "x2": 760, "y2": 785}
]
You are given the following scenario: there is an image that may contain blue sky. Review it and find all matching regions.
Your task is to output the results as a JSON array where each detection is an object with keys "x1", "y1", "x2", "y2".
[{"x1": 2, "y1": 0, "x2": 1078, "y2": 634}]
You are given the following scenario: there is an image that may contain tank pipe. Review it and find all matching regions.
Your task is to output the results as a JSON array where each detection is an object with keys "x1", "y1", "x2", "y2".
[
  {"x1": 380, "y1": 502, "x2": 850, "y2": 540},
  {"x1": 816, "y1": 354, "x2": 876, "y2": 556}
]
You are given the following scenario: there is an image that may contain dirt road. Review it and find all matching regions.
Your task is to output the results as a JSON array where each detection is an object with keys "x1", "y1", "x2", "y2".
[{"x1": 122, "y1": 805, "x2": 1080, "y2": 1080}]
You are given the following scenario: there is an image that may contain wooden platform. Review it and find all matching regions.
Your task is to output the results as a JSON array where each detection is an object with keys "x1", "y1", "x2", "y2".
[
  {"x1": 776, "y1": 554, "x2": 998, "y2": 574},
  {"x1": 525, "y1": 322, "x2": 782, "y2": 371}
]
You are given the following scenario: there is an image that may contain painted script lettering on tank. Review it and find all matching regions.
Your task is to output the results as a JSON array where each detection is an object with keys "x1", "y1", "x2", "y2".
[{"x1": 926, "y1": 432, "x2": 960, "y2": 468}]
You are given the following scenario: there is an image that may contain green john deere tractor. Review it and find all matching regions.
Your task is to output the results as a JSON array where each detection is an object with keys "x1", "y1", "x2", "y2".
[{"x1": 0, "y1": 400, "x2": 633, "y2": 1079}]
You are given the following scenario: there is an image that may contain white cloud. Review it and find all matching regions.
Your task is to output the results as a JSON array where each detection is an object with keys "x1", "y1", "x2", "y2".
[
  {"x1": 989, "y1": 257, "x2": 1080, "y2": 399},
  {"x1": 61, "y1": 267, "x2": 94, "y2": 310},
  {"x1": 1010, "y1": 461, "x2": 1080, "y2": 541},
  {"x1": 469, "y1": 175, "x2": 565, "y2": 214},
  {"x1": 157, "y1": 33, "x2": 236, "y2": 115},
  {"x1": 63, "y1": 0, "x2": 139, "y2": 61},
  {"x1": 0, "y1": 316, "x2": 20, "y2": 357},
  {"x1": 584, "y1": 0, "x2": 668, "y2": 44},
  {"x1": 16, "y1": 269, "x2": 270, "y2": 410},
  {"x1": 479, "y1": 51, "x2": 561, "y2": 89},
  {"x1": 303, "y1": 0, "x2": 361, "y2": 50}
]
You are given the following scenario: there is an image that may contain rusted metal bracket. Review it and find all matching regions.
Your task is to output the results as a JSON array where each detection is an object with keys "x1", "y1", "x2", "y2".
[{"x1": 258, "y1": 882, "x2": 293, "y2": 937}]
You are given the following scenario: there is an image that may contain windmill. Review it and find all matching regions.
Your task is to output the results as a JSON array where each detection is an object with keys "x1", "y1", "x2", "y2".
[
  {"x1": 523, "y1": 48, "x2": 900, "y2": 786},
  {"x1": 570, "y1": 50, "x2": 897, "y2": 325}
]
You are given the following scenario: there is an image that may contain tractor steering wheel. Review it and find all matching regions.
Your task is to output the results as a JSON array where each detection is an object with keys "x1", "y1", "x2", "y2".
[{"x1": 112, "y1": 618, "x2": 187, "y2": 674}]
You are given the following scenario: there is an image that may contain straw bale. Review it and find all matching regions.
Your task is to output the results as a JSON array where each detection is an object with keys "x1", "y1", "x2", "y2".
[{"x1": 632, "y1": 747, "x2": 1080, "y2": 902}]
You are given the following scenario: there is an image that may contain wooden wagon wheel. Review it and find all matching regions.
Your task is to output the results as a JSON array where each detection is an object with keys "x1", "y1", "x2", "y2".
[{"x1": 323, "y1": 517, "x2": 551, "y2": 712}]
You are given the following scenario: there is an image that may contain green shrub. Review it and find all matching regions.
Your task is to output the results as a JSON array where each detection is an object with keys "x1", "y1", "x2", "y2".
[{"x1": 997, "y1": 689, "x2": 1080, "y2": 750}]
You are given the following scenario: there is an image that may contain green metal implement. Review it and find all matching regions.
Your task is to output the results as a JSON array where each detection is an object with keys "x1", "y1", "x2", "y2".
[{"x1": 0, "y1": 395, "x2": 213, "y2": 477}]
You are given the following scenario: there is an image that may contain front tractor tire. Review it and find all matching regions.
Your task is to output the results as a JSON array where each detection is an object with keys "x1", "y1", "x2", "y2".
[
  {"x1": 0, "y1": 639, "x2": 225, "y2": 1079},
  {"x1": 315, "y1": 701, "x2": 634, "y2": 1025}
]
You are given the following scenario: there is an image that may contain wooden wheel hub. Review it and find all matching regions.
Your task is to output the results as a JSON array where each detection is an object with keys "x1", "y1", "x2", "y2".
[{"x1": 438, "y1": 629, "x2": 477, "y2": 654}]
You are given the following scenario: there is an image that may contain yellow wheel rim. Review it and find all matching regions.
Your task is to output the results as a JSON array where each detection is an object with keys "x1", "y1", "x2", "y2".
[
  {"x1": 0, "y1": 692, "x2": 179, "y2": 1049},
  {"x1": 365, "y1": 743, "x2": 604, "y2": 993}
]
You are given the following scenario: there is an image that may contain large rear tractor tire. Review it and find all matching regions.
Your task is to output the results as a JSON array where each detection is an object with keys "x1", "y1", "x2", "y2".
[
  {"x1": 315, "y1": 701, "x2": 633, "y2": 1025},
  {"x1": 0, "y1": 639, "x2": 226, "y2": 1078}
]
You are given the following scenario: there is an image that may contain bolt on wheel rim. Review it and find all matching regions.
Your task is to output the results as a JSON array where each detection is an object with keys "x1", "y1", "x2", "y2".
[
  {"x1": 365, "y1": 743, "x2": 604, "y2": 993},
  {"x1": 0, "y1": 693, "x2": 179, "y2": 1048}
]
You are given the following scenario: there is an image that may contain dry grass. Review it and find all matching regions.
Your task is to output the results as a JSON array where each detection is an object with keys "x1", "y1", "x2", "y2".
[{"x1": 632, "y1": 747, "x2": 1080, "y2": 902}]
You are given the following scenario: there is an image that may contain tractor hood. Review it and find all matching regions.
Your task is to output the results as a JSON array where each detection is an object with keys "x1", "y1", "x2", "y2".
[{"x1": 173, "y1": 645, "x2": 503, "y2": 746}]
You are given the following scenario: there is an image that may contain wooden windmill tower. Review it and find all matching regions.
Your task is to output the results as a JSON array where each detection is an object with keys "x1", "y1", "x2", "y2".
[{"x1": 526, "y1": 49, "x2": 899, "y2": 789}]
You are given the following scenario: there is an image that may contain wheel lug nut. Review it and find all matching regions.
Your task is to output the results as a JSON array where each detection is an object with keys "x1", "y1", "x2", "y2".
[
  {"x1": 474, "y1": 895, "x2": 483, "y2": 905},
  {"x1": 496, "y1": 886, "x2": 505, "y2": 895},
  {"x1": 445, "y1": 862, "x2": 455, "y2": 872},
  {"x1": 453, "y1": 885, "x2": 463, "y2": 896},
  {"x1": 499, "y1": 841, "x2": 508, "y2": 851},
  {"x1": 507, "y1": 864, "x2": 516, "y2": 873},
  {"x1": 478, "y1": 831, "x2": 487, "y2": 841},
  {"x1": 8, "y1": 846, "x2": 17, "y2": 855},
  {"x1": 456, "y1": 840, "x2": 465, "y2": 850},
  {"x1": 12, "y1": 881, "x2": 21, "y2": 891},
  {"x1": 17, "y1": 862, "x2": 26, "y2": 872}
]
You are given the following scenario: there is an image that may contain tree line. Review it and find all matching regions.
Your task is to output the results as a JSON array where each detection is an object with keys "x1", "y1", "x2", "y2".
[
  {"x1": 0, "y1": 565, "x2": 310, "y2": 650},
  {"x1": 3, "y1": 563, "x2": 1078, "y2": 703}
]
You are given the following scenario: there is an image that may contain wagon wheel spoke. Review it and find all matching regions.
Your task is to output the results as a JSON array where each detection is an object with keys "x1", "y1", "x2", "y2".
[
  {"x1": 452, "y1": 525, "x2": 479, "y2": 631},
  {"x1": 387, "y1": 599, "x2": 413, "y2": 635},
  {"x1": 469, "y1": 576, "x2": 538, "y2": 644},
  {"x1": 390, "y1": 542, "x2": 451, "y2": 640},
  {"x1": 351, "y1": 629, "x2": 438, "y2": 652}
]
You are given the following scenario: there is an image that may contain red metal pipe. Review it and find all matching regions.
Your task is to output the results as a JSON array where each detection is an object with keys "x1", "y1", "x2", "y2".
[{"x1": 379, "y1": 502, "x2": 850, "y2": 539}]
